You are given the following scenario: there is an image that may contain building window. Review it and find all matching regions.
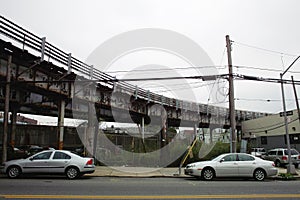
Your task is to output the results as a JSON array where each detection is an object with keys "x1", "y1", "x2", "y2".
[{"x1": 261, "y1": 136, "x2": 267, "y2": 145}]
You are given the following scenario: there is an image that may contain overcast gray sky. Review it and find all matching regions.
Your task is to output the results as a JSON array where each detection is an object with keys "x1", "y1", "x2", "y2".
[{"x1": 1, "y1": 0, "x2": 300, "y2": 115}]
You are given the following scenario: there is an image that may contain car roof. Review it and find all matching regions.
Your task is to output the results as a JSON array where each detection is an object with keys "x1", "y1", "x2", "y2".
[{"x1": 36, "y1": 149, "x2": 72, "y2": 154}]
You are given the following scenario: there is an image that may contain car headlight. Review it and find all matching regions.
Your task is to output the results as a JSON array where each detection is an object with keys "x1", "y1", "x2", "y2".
[{"x1": 186, "y1": 164, "x2": 196, "y2": 169}]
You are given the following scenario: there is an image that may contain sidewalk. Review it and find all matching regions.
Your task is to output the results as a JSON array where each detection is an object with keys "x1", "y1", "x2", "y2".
[
  {"x1": 87, "y1": 166, "x2": 183, "y2": 177},
  {"x1": 88, "y1": 166, "x2": 300, "y2": 179}
]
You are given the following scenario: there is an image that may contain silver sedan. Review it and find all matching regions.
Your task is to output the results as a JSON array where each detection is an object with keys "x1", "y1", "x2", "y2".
[
  {"x1": 185, "y1": 153, "x2": 278, "y2": 181},
  {"x1": 0, "y1": 150, "x2": 95, "y2": 179}
]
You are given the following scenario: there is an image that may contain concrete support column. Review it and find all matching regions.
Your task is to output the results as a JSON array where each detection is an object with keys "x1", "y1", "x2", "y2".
[
  {"x1": 58, "y1": 100, "x2": 65, "y2": 150},
  {"x1": 142, "y1": 117, "x2": 145, "y2": 142},
  {"x1": 209, "y1": 128, "x2": 213, "y2": 143},
  {"x1": 194, "y1": 124, "x2": 197, "y2": 140},
  {"x1": 10, "y1": 109, "x2": 17, "y2": 148},
  {"x1": 2, "y1": 54, "x2": 12, "y2": 163},
  {"x1": 161, "y1": 111, "x2": 167, "y2": 148},
  {"x1": 160, "y1": 109, "x2": 168, "y2": 166},
  {"x1": 85, "y1": 102, "x2": 97, "y2": 156}
]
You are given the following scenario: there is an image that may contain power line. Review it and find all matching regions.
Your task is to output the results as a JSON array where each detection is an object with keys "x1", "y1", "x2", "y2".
[
  {"x1": 151, "y1": 80, "x2": 227, "y2": 93},
  {"x1": 235, "y1": 74, "x2": 300, "y2": 85},
  {"x1": 3, "y1": 73, "x2": 300, "y2": 86},
  {"x1": 105, "y1": 65, "x2": 226, "y2": 74},
  {"x1": 233, "y1": 41, "x2": 297, "y2": 57},
  {"x1": 235, "y1": 98, "x2": 295, "y2": 102},
  {"x1": 234, "y1": 65, "x2": 300, "y2": 74},
  {"x1": 244, "y1": 117, "x2": 299, "y2": 133}
]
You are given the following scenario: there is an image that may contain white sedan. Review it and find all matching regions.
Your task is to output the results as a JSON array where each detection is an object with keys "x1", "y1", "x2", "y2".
[
  {"x1": 0, "y1": 150, "x2": 95, "y2": 179},
  {"x1": 185, "y1": 153, "x2": 278, "y2": 181}
]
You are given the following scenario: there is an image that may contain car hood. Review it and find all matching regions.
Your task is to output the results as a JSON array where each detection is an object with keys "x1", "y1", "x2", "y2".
[
  {"x1": 4, "y1": 158, "x2": 25, "y2": 165},
  {"x1": 187, "y1": 160, "x2": 215, "y2": 168}
]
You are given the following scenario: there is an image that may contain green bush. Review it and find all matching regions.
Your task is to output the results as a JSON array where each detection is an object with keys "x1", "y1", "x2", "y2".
[{"x1": 278, "y1": 173, "x2": 296, "y2": 180}]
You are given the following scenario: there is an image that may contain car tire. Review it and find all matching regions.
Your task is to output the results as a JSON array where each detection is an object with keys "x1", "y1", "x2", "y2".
[
  {"x1": 7, "y1": 166, "x2": 21, "y2": 178},
  {"x1": 253, "y1": 168, "x2": 266, "y2": 181},
  {"x1": 201, "y1": 168, "x2": 215, "y2": 181},
  {"x1": 65, "y1": 167, "x2": 79, "y2": 179}
]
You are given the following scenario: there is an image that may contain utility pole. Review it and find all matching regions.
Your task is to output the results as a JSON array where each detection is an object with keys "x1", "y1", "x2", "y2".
[
  {"x1": 226, "y1": 35, "x2": 236, "y2": 153},
  {"x1": 291, "y1": 76, "x2": 300, "y2": 124},
  {"x1": 280, "y1": 55, "x2": 300, "y2": 174}
]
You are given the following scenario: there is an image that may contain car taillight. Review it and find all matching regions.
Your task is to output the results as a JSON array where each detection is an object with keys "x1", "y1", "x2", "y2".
[
  {"x1": 298, "y1": 155, "x2": 300, "y2": 159},
  {"x1": 86, "y1": 159, "x2": 93, "y2": 165},
  {"x1": 282, "y1": 156, "x2": 287, "y2": 161},
  {"x1": 272, "y1": 163, "x2": 275, "y2": 167}
]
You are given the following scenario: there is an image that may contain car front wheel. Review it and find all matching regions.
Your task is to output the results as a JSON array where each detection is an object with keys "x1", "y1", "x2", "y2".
[
  {"x1": 65, "y1": 167, "x2": 79, "y2": 179},
  {"x1": 253, "y1": 169, "x2": 266, "y2": 181},
  {"x1": 7, "y1": 166, "x2": 21, "y2": 178},
  {"x1": 201, "y1": 168, "x2": 215, "y2": 181}
]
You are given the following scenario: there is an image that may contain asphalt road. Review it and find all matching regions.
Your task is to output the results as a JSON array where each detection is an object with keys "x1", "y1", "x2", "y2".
[{"x1": 0, "y1": 176, "x2": 300, "y2": 199}]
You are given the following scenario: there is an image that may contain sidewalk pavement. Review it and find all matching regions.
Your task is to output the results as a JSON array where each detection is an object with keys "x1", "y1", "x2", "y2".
[
  {"x1": 87, "y1": 166, "x2": 183, "y2": 178},
  {"x1": 88, "y1": 166, "x2": 300, "y2": 179}
]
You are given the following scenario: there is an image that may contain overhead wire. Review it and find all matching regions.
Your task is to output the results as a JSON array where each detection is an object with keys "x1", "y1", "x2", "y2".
[
  {"x1": 244, "y1": 117, "x2": 299, "y2": 133},
  {"x1": 205, "y1": 46, "x2": 229, "y2": 108},
  {"x1": 233, "y1": 65, "x2": 300, "y2": 74},
  {"x1": 104, "y1": 65, "x2": 226, "y2": 75},
  {"x1": 232, "y1": 41, "x2": 297, "y2": 57},
  {"x1": 151, "y1": 80, "x2": 227, "y2": 93},
  {"x1": 235, "y1": 98, "x2": 295, "y2": 102}
]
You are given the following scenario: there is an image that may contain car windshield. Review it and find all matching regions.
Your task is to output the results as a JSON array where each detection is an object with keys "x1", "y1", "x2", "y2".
[
  {"x1": 211, "y1": 154, "x2": 225, "y2": 161},
  {"x1": 284, "y1": 149, "x2": 299, "y2": 155}
]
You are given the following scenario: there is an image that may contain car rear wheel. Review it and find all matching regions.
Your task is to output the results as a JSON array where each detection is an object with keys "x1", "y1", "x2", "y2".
[
  {"x1": 201, "y1": 168, "x2": 215, "y2": 181},
  {"x1": 253, "y1": 169, "x2": 266, "y2": 181},
  {"x1": 65, "y1": 167, "x2": 79, "y2": 179},
  {"x1": 7, "y1": 166, "x2": 21, "y2": 178}
]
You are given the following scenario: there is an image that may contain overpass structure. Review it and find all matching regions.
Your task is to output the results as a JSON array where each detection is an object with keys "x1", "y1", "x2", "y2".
[{"x1": 0, "y1": 16, "x2": 268, "y2": 154}]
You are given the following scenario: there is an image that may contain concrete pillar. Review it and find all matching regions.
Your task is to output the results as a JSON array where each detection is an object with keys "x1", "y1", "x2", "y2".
[
  {"x1": 194, "y1": 124, "x2": 197, "y2": 140},
  {"x1": 2, "y1": 54, "x2": 12, "y2": 163},
  {"x1": 10, "y1": 109, "x2": 17, "y2": 148},
  {"x1": 85, "y1": 102, "x2": 96, "y2": 156},
  {"x1": 209, "y1": 128, "x2": 213, "y2": 143},
  {"x1": 161, "y1": 111, "x2": 167, "y2": 148},
  {"x1": 160, "y1": 109, "x2": 167, "y2": 166},
  {"x1": 58, "y1": 100, "x2": 65, "y2": 150},
  {"x1": 142, "y1": 117, "x2": 145, "y2": 142}
]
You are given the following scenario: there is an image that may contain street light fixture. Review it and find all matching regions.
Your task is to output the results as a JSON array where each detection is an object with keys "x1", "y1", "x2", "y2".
[{"x1": 280, "y1": 55, "x2": 300, "y2": 174}]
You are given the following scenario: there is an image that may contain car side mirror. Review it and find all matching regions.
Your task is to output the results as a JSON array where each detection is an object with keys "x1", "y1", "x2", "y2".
[
  {"x1": 220, "y1": 159, "x2": 224, "y2": 163},
  {"x1": 29, "y1": 157, "x2": 34, "y2": 161}
]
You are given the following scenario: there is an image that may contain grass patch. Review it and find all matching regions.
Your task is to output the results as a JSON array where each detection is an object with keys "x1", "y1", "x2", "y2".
[{"x1": 278, "y1": 173, "x2": 296, "y2": 180}]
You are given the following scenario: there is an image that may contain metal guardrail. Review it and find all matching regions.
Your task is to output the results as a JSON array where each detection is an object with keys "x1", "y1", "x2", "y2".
[{"x1": 0, "y1": 15, "x2": 267, "y2": 120}]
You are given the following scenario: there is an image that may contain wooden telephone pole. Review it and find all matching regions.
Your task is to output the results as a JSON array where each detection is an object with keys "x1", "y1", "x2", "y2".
[{"x1": 226, "y1": 35, "x2": 237, "y2": 153}]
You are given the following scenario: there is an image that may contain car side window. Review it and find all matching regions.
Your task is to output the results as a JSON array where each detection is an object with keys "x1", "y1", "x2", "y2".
[
  {"x1": 222, "y1": 154, "x2": 237, "y2": 162},
  {"x1": 290, "y1": 149, "x2": 299, "y2": 155},
  {"x1": 268, "y1": 150, "x2": 276, "y2": 156},
  {"x1": 277, "y1": 151, "x2": 283, "y2": 156},
  {"x1": 32, "y1": 152, "x2": 52, "y2": 160},
  {"x1": 238, "y1": 154, "x2": 255, "y2": 161},
  {"x1": 53, "y1": 152, "x2": 71, "y2": 160}
]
